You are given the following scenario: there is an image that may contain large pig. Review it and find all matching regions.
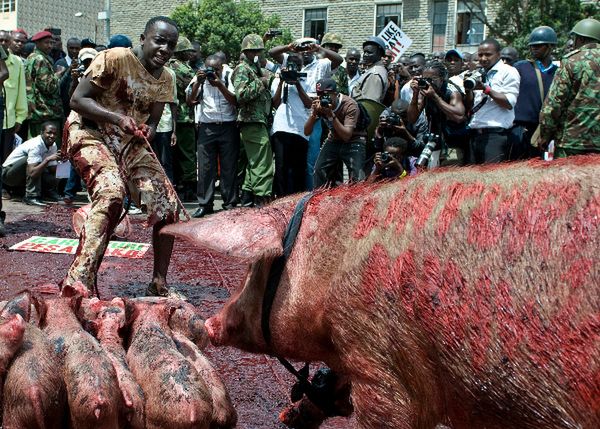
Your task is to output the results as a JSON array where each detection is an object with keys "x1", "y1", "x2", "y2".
[
  {"x1": 86, "y1": 297, "x2": 146, "y2": 429},
  {"x1": 2, "y1": 292, "x2": 67, "y2": 429},
  {"x1": 164, "y1": 155, "x2": 600, "y2": 429},
  {"x1": 36, "y1": 294, "x2": 123, "y2": 428},
  {"x1": 126, "y1": 299, "x2": 213, "y2": 429}
]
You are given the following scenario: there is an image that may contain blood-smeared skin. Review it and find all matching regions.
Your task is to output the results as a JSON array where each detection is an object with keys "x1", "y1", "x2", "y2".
[
  {"x1": 39, "y1": 297, "x2": 122, "y2": 428},
  {"x1": 126, "y1": 301, "x2": 212, "y2": 429},
  {"x1": 2, "y1": 292, "x2": 67, "y2": 429},
  {"x1": 174, "y1": 155, "x2": 600, "y2": 429}
]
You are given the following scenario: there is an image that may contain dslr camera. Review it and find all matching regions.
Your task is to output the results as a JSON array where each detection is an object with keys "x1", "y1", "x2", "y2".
[
  {"x1": 267, "y1": 28, "x2": 283, "y2": 37},
  {"x1": 383, "y1": 112, "x2": 402, "y2": 127},
  {"x1": 417, "y1": 77, "x2": 433, "y2": 89},
  {"x1": 203, "y1": 66, "x2": 217, "y2": 81},
  {"x1": 280, "y1": 61, "x2": 307, "y2": 83},
  {"x1": 416, "y1": 133, "x2": 441, "y2": 167},
  {"x1": 463, "y1": 69, "x2": 487, "y2": 90},
  {"x1": 319, "y1": 93, "x2": 332, "y2": 109},
  {"x1": 380, "y1": 151, "x2": 394, "y2": 163}
]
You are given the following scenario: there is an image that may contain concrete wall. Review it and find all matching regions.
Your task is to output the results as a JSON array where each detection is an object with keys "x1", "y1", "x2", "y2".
[{"x1": 17, "y1": 0, "x2": 107, "y2": 44}]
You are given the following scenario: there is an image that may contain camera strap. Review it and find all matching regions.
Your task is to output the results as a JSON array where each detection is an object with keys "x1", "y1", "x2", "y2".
[{"x1": 471, "y1": 96, "x2": 488, "y2": 115}]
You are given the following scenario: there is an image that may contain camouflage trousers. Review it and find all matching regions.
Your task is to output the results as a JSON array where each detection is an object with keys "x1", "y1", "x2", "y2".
[{"x1": 63, "y1": 125, "x2": 181, "y2": 291}]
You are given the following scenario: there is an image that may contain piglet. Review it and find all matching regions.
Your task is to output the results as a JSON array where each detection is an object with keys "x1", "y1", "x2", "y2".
[
  {"x1": 126, "y1": 299, "x2": 213, "y2": 429},
  {"x1": 87, "y1": 297, "x2": 146, "y2": 429},
  {"x1": 173, "y1": 331, "x2": 237, "y2": 428},
  {"x1": 36, "y1": 294, "x2": 122, "y2": 429},
  {"x1": 2, "y1": 292, "x2": 67, "y2": 429}
]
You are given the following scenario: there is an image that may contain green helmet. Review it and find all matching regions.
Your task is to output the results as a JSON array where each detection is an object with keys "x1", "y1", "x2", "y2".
[
  {"x1": 528, "y1": 26, "x2": 558, "y2": 45},
  {"x1": 321, "y1": 32, "x2": 343, "y2": 47},
  {"x1": 571, "y1": 18, "x2": 600, "y2": 42},
  {"x1": 175, "y1": 36, "x2": 194, "y2": 53},
  {"x1": 241, "y1": 34, "x2": 264, "y2": 51}
]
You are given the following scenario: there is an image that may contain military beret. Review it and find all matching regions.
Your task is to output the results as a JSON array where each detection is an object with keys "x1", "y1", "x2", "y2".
[{"x1": 31, "y1": 31, "x2": 53, "y2": 42}]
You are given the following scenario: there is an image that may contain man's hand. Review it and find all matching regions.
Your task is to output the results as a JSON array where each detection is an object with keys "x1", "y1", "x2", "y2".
[
  {"x1": 196, "y1": 69, "x2": 207, "y2": 83},
  {"x1": 15, "y1": 123, "x2": 21, "y2": 133},
  {"x1": 208, "y1": 77, "x2": 222, "y2": 87},
  {"x1": 170, "y1": 132, "x2": 177, "y2": 147},
  {"x1": 310, "y1": 99, "x2": 321, "y2": 117},
  {"x1": 409, "y1": 78, "x2": 420, "y2": 94},
  {"x1": 116, "y1": 115, "x2": 138, "y2": 135},
  {"x1": 46, "y1": 152, "x2": 62, "y2": 163},
  {"x1": 421, "y1": 83, "x2": 436, "y2": 99}
]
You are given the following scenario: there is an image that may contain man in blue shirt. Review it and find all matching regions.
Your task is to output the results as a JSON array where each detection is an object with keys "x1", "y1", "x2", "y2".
[{"x1": 510, "y1": 26, "x2": 558, "y2": 159}]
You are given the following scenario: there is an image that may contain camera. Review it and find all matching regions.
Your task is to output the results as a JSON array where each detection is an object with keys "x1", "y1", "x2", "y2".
[
  {"x1": 417, "y1": 77, "x2": 432, "y2": 89},
  {"x1": 416, "y1": 133, "x2": 441, "y2": 167},
  {"x1": 267, "y1": 28, "x2": 283, "y2": 37},
  {"x1": 203, "y1": 66, "x2": 217, "y2": 81},
  {"x1": 319, "y1": 93, "x2": 332, "y2": 108},
  {"x1": 380, "y1": 151, "x2": 393, "y2": 163},
  {"x1": 463, "y1": 69, "x2": 486, "y2": 90},
  {"x1": 280, "y1": 61, "x2": 307, "y2": 83},
  {"x1": 385, "y1": 112, "x2": 401, "y2": 126}
]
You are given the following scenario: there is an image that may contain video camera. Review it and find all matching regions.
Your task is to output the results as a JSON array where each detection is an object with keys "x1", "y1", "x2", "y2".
[
  {"x1": 267, "y1": 28, "x2": 283, "y2": 37},
  {"x1": 280, "y1": 61, "x2": 307, "y2": 83}
]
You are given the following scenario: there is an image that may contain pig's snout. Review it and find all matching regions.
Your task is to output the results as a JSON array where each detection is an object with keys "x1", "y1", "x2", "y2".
[{"x1": 205, "y1": 317, "x2": 224, "y2": 347}]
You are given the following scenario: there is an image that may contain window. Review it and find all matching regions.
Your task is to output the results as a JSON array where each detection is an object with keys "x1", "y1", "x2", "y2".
[
  {"x1": 432, "y1": 0, "x2": 448, "y2": 51},
  {"x1": 304, "y1": 8, "x2": 327, "y2": 40},
  {"x1": 456, "y1": 0, "x2": 485, "y2": 45},
  {"x1": 375, "y1": 3, "x2": 402, "y2": 35},
  {"x1": 1, "y1": 0, "x2": 15, "y2": 13}
]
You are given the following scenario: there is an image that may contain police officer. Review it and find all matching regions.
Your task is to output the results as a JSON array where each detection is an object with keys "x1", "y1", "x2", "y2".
[
  {"x1": 535, "y1": 18, "x2": 600, "y2": 156},
  {"x1": 511, "y1": 26, "x2": 558, "y2": 159},
  {"x1": 232, "y1": 34, "x2": 274, "y2": 207},
  {"x1": 167, "y1": 37, "x2": 197, "y2": 201},
  {"x1": 351, "y1": 36, "x2": 389, "y2": 103},
  {"x1": 321, "y1": 33, "x2": 348, "y2": 95}
]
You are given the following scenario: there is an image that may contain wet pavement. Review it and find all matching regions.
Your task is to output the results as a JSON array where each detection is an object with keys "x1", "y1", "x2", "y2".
[{"x1": 0, "y1": 197, "x2": 353, "y2": 428}]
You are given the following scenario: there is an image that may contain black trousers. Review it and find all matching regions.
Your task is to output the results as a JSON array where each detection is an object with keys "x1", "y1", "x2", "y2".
[
  {"x1": 313, "y1": 138, "x2": 366, "y2": 188},
  {"x1": 197, "y1": 122, "x2": 240, "y2": 208},
  {"x1": 271, "y1": 131, "x2": 308, "y2": 197},
  {"x1": 150, "y1": 131, "x2": 175, "y2": 184},
  {"x1": 469, "y1": 128, "x2": 510, "y2": 164}
]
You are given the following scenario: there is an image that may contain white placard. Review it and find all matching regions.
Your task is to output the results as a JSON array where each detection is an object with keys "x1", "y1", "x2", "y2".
[{"x1": 377, "y1": 21, "x2": 413, "y2": 61}]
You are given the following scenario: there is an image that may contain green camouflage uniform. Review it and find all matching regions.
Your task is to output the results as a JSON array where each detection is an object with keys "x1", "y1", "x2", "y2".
[
  {"x1": 539, "y1": 43, "x2": 600, "y2": 156},
  {"x1": 167, "y1": 58, "x2": 197, "y2": 186},
  {"x1": 232, "y1": 56, "x2": 274, "y2": 197},
  {"x1": 332, "y1": 65, "x2": 349, "y2": 95},
  {"x1": 25, "y1": 48, "x2": 63, "y2": 139}
]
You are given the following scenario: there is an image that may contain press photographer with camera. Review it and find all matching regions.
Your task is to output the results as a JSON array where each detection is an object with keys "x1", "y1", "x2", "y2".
[
  {"x1": 306, "y1": 78, "x2": 366, "y2": 188},
  {"x1": 186, "y1": 54, "x2": 239, "y2": 217},
  {"x1": 464, "y1": 38, "x2": 520, "y2": 164},
  {"x1": 406, "y1": 61, "x2": 466, "y2": 167},
  {"x1": 366, "y1": 137, "x2": 408, "y2": 183},
  {"x1": 271, "y1": 53, "x2": 312, "y2": 196}
]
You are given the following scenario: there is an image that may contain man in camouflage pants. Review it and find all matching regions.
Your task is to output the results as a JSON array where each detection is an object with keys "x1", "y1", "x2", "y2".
[
  {"x1": 25, "y1": 31, "x2": 64, "y2": 141},
  {"x1": 535, "y1": 18, "x2": 600, "y2": 156},
  {"x1": 232, "y1": 34, "x2": 273, "y2": 207},
  {"x1": 64, "y1": 16, "x2": 181, "y2": 297},
  {"x1": 167, "y1": 36, "x2": 197, "y2": 200}
]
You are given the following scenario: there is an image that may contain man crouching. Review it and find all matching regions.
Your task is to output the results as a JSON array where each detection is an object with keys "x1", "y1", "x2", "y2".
[{"x1": 63, "y1": 16, "x2": 182, "y2": 296}]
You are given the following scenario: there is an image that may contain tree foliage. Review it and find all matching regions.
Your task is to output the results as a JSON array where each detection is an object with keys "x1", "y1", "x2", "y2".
[
  {"x1": 171, "y1": 0, "x2": 292, "y2": 62},
  {"x1": 466, "y1": 0, "x2": 600, "y2": 55}
]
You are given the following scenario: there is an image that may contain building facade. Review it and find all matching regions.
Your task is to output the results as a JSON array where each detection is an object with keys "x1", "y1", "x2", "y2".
[
  {"x1": 109, "y1": 0, "x2": 492, "y2": 55},
  {"x1": 0, "y1": 0, "x2": 108, "y2": 44}
]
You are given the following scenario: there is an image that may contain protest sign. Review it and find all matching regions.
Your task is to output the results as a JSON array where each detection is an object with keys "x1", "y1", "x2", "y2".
[
  {"x1": 377, "y1": 21, "x2": 413, "y2": 61},
  {"x1": 10, "y1": 236, "x2": 150, "y2": 259}
]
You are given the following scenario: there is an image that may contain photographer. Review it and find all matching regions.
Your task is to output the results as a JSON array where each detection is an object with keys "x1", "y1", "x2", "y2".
[
  {"x1": 464, "y1": 38, "x2": 520, "y2": 164},
  {"x1": 366, "y1": 137, "x2": 408, "y2": 183},
  {"x1": 407, "y1": 61, "x2": 467, "y2": 167},
  {"x1": 186, "y1": 55, "x2": 239, "y2": 217},
  {"x1": 271, "y1": 54, "x2": 312, "y2": 196},
  {"x1": 306, "y1": 78, "x2": 366, "y2": 188}
]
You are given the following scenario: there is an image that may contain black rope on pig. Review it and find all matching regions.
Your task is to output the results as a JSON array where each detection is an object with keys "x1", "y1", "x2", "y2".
[{"x1": 261, "y1": 193, "x2": 343, "y2": 418}]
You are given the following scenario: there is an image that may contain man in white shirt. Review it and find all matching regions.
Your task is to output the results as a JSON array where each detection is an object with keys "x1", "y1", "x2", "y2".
[
  {"x1": 270, "y1": 54, "x2": 312, "y2": 196},
  {"x1": 186, "y1": 55, "x2": 238, "y2": 218},
  {"x1": 2, "y1": 122, "x2": 60, "y2": 206},
  {"x1": 465, "y1": 38, "x2": 520, "y2": 164}
]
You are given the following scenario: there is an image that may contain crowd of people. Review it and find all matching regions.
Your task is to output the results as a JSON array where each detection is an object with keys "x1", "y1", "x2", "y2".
[{"x1": 0, "y1": 16, "x2": 598, "y2": 291}]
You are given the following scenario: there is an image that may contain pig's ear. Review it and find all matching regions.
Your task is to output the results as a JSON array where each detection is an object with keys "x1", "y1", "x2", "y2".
[
  {"x1": 31, "y1": 295, "x2": 48, "y2": 328},
  {"x1": 161, "y1": 208, "x2": 290, "y2": 261}
]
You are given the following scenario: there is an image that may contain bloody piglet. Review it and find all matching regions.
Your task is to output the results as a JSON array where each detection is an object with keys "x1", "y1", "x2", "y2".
[
  {"x1": 2, "y1": 293, "x2": 67, "y2": 429},
  {"x1": 126, "y1": 299, "x2": 213, "y2": 429}
]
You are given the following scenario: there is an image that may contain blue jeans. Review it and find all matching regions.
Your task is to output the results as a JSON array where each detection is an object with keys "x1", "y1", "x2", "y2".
[
  {"x1": 306, "y1": 119, "x2": 322, "y2": 190},
  {"x1": 64, "y1": 164, "x2": 82, "y2": 199},
  {"x1": 313, "y1": 138, "x2": 366, "y2": 188}
]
